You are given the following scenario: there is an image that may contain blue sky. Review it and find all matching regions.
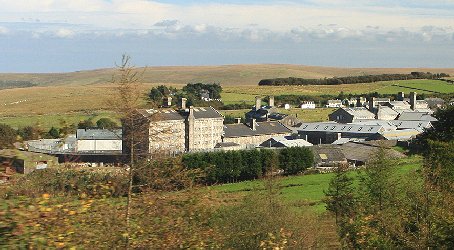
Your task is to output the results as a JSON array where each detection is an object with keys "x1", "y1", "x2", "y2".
[{"x1": 0, "y1": 0, "x2": 453, "y2": 73}]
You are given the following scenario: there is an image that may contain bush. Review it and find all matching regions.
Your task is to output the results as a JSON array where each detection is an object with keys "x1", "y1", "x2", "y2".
[
  {"x1": 6, "y1": 167, "x2": 129, "y2": 198},
  {"x1": 182, "y1": 148, "x2": 314, "y2": 184}
]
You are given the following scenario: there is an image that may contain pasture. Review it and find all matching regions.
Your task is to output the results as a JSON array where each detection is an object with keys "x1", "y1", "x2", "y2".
[{"x1": 210, "y1": 155, "x2": 422, "y2": 213}]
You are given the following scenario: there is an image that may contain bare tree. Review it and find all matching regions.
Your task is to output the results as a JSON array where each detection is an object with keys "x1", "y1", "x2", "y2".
[{"x1": 109, "y1": 55, "x2": 147, "y2": 249}]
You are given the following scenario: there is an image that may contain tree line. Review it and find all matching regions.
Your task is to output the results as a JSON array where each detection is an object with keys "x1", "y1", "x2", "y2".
[
  {"x1": 0, "y1": 117, "x2": 119, "y2": 148},
  {"x1": 182, "y1": 147, "x2": 314, "y2": 184},
  {"x1": 0, "y1": 80, "x2": 36, "y2": 90},
  {"x1": 148, "y1": 83, "x2": 223, "y2": 108},
  {"x1": 258, "y1": 72, "x2": 450, "y2": 86}
]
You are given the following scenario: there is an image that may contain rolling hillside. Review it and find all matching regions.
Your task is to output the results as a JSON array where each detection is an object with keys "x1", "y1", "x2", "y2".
[{"x1": 1, "y1": 64, "x2": 454, "y2": 87}]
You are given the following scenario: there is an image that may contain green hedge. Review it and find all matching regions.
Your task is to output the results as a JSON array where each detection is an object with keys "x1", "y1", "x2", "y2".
[{"x1": 182, "y1": 147, "x2": 314, "y2": 184}]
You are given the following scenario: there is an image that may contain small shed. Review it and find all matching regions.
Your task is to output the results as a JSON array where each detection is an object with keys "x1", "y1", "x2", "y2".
[{"x1": 0, "y1": 149, "x2": 59, "y2": 174}]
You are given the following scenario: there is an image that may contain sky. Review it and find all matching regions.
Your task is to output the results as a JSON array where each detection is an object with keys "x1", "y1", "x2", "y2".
[{"x1": 0, "y1": 0, "x2": 454, "y2": 73}]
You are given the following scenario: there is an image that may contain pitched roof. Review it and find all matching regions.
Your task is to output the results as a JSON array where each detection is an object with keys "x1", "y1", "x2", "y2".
[
  {"x1": 261, "y1": 136, "x2": 313, "y2": 147},
  {"x1": 397, "y1": 112, "x2": 438, "y2": 121},
  {"x1": 342, "y1": 107, "x2": 375, "y2": 119},
  {"x1": 138, "y1": 106, "x2": 223, "y2": 121},
  {"x1": 223, "y1": 121, "x2": 291, "y2": 138},
  {"x1": 376, "y1": 106, "x2": 399, "y2": 119},
  {"x1": 385, "y1": 101, "x2": 411, "y2": 109},
  {"x1": 312, "y1": 145, "x2": 347, "y2": 164},
  {"x1": 138, "y1": 109, "x2": 185, "y2": 121},
  {"x1": 297, "y1": 122, "x2": 383, "y2": 134},
  {"x1": 341, "y1": 142, "x2": 406, "y2": 163},
  {"x1": 379, "y1": 129, "x2": 420, "y2": 140},
  {"x1": 390, "y1": 120, "x2": 432, "y2": 131}
]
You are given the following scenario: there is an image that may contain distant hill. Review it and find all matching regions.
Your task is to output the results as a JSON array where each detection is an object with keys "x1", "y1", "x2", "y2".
[{"x1": 1, "y1": 64, "x2": 454, "y2": 86}]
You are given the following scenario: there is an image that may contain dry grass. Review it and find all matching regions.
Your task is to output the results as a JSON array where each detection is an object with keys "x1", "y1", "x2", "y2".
[{"x1": 2, "y1": 64, "x2": 454, "y2": 86}]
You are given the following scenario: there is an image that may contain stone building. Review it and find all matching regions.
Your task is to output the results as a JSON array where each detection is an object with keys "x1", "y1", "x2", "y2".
[
  {"x1": 223, "y1": 119, "x2": 292, "y2": 147},
  {"x1": 137, "y1": 105, "x2": 224, "y2": 155},
  {"x1": 329, "y1": 107, "x2": 375, "y2": 123}
]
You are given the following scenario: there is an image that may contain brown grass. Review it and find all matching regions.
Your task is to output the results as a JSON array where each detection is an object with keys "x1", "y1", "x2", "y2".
[{"x1": 2, "y1": 64, "x2": 454, "y2": 86}]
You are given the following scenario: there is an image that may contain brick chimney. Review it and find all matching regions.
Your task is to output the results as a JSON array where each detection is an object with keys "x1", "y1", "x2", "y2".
[
  {"x1": 269, "y1": 95, "x2": 274, "y2": 107},
  {"x1": 255, "y1": 96, "x2": 261, "y2": 111},
  {"x1": 250, "y1": 118, "x2": 257, "y2": 131},
  {"x1": 410, "y1": 92, "x2": 417, "y2": 110},
  {"x1": 397, "y1": 92, "x2": 405, "y2": 101}
]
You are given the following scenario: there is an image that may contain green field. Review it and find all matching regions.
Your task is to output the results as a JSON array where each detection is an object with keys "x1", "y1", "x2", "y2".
[
  {"x1": 377, "y1": 80, "x2": 454, "y2": 94},
  {"x1": 210, "y1": 155, "x2": 422, "y2": 213},
  {"x1": 221, "y1": 79, "x2": 454, "y2": 101},
  {"x1": 0, "y1": 111, "x2": 119, "y2": 130}
]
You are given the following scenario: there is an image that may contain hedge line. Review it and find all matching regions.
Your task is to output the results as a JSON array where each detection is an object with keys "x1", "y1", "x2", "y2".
[
  {"x1": 258, "y1": 72, "x2": 450, "y2": 86},
  {"x1": 182, "y1": 147, "x2": 314, "y2": 184}
]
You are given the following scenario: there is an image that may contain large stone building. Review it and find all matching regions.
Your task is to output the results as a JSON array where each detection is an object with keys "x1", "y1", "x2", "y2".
[{"x1": 137, "y1": 105, "x2": 224, "y2": 154}]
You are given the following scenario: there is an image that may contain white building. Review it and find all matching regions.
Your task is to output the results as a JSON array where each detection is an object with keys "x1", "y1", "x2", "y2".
[
  {"x1": 300, "y1": 101, "x2": 316, "y2": 109},
  {"x1": 326, "y1": 99, "x2": 343, "y2": 108},
  {"x1": 76, "y1": 129, "x2": 122, "y2": 153}
]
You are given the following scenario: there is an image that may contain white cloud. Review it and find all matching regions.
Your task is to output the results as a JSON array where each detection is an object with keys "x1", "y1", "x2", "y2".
[
  {"x1": 55, "y1": 28, "x2": 75, "y2": 38},
  {"x1": 0, "y1": 26, "x2": 8, "y2": 34}
]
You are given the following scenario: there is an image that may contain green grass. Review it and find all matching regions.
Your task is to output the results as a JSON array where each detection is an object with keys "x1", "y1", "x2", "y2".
[
  {"x1": 210, "y1": 155, "x2": 422, "y2": 213},
  {"x1": 376, "y1": 80, "x2": 454, "y2": 94},
  {"x1": 0, "y1": 111, "x2": 119, "y2": 130}
]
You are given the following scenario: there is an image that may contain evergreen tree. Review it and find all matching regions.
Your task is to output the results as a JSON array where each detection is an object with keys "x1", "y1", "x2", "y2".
[
  {"x1": 0, "y1": 123, "x2": 16, "y2": 149},
  {"x1": 324, "y1": 164, "x2": 356, "y2": 224}
]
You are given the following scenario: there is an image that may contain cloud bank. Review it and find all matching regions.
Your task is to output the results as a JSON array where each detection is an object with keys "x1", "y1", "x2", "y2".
[{"x1": 0, "y1": 0, "x2": 453, "y2": 72}]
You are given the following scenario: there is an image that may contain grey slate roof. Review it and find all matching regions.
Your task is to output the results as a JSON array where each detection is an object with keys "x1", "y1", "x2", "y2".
[
  {"x1": 397, "y1": 112, "x2": 438, "y2": 121},
  {"x1": 390, "y1": 120, "x2": 432, "y2": 131},
  {"x1": 312, "y1": 145, "x2": 347, "y2": 165},
  {"x1": 298, "y1": 122, "x2": 384, "y2": 134},
  {"x1": 186, "y1": 107, "x2": 224, "y2": 119},
  {"x1": 342, "y1": 107, "x2": 375, "y2": 119},
  {"x1": 76, "y1": 129, "x2": 122, "y2": 140},
  {"x1": 138, "y1": 109, "x2": 185, "y2": 121},
  {"x1": 376, "y1": 106, "x2": 399, "y2": 120},
  {"x1": 385, "y1": 101, "x2": 411, "y2": 109},
  {"x1": 139, "y1": 106, "x2": 223, "y2": 121},
  {"x1": 341, "y1": 142, "x2": 406, "y2": 163},
  {"x1": 223, "y1": 121, "x2": 291, "y2": 138}
]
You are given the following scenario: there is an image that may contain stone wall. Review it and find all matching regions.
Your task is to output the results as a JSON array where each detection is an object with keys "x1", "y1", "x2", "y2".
[
  {"x1": 149, "y1": 120, "x2": 186, "y2": 154},
  {"x1": 190, "y1": 118, "x2": 224, "y2": 151}
]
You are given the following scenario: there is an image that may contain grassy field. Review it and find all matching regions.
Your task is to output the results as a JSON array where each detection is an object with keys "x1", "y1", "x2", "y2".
[
  {"x1": 222, "y1": 79, "x2": 454, "y2": 100},
  {"x1": 0, "y1": 111, "x2": 119, "y2": 130},
  {"x1": 0, "y1": 64, "x2": 453, "y2": 127},
  {"x1": 3, "y1": 64, "x2": 454, "y2": 87},
  {"x1": 210, "y1": 155, "x2": 422, "y2": 213}
]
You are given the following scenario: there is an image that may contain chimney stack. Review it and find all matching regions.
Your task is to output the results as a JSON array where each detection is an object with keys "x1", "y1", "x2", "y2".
[
  {"x1": 369, "y1": 97, "x2": 376, "y2": 111},
  {"x1": 180, "y1": 97, "x2": 187, "y2": 110},
  {"x1": 163, "y1": 96, "x2": 172, "y2": 107},
  {"x1": 255, "y1": 96, "x2": 261, "y2": 111},
  {"x1": 356, "y1": 97, "x2": 362, "y2": 107},
  {"x1": 250, "y1": 118, "x2": 257, "y2": 131},
  {"x1": 269, "y1": 96, "x2": 274, "y2": 107},
  {"x1": 410, "y1": 92, "x2": 417, "y2": 110},
  {"x1": 397, "y1": 92, "x2": 405, "y2": 101},
  {"x1": 235, "y1": 118, "x2": 241, "y2": 124}
]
